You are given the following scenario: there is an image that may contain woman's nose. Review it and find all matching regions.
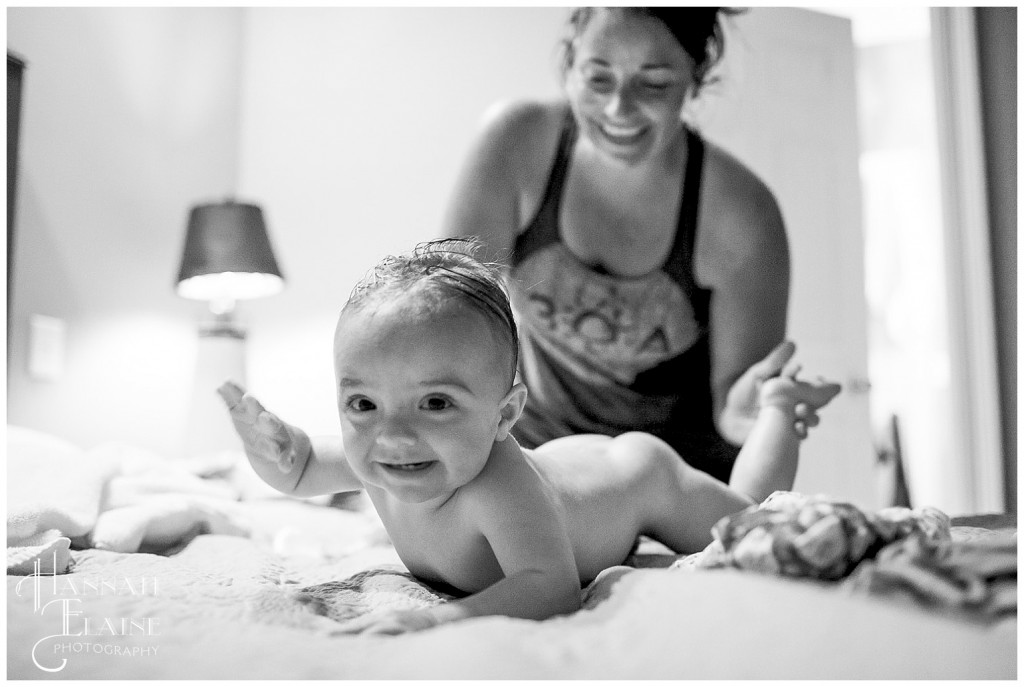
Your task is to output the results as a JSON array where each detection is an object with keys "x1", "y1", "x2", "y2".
[{"x1": 604, "y1": 86, "x2": 638, "y2": 118}]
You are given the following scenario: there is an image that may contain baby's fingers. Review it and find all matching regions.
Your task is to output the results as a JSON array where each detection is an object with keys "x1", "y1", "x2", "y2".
[
  {"x1": 217, "y1": 380, "x2": 246, "y2": 410},
  {"x1": 217, "y1": 382, "x2": 268, "y2": 425},
  {"x1": 329, "y1": 616, "x2": 372, "y2": 636},
  {"x1": 794, "y1": 403, "x2": 821, "y2": 428},
  {"x1": 330, "y1": 614, "x2": 401, "y2": 636}
]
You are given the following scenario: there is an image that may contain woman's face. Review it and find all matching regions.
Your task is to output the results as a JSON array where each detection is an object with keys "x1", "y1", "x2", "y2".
[{"x1": 565, "y1": 9, "x2": 695, "y2": 166}]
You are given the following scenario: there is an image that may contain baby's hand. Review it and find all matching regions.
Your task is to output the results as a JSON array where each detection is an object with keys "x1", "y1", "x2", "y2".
[
  {"x1": 216, "y1": 380, "x2": 309, "y2": 473},
  {"x1": 759, "y1": 372, "x2": 842, "y2": 438},
  {"x1": 330, "y1": 608, "x2": 440, "y2": 636}
]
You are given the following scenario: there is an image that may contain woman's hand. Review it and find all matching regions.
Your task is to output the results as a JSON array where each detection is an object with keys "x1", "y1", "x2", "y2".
[{"x1": 720, "y1": 341, "x2": 826, "y2": 442}]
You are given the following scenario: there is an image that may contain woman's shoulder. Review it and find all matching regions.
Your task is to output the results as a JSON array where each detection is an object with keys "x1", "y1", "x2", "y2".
[
  {"x1": 695, "y1": 136, "x2": 788, "y2": 274},
  {"x1": 474, "y1": 99, "x2": 568, "y2": 171},
  {"x1": 472, "y1": 99, "x2": 571, "y2": 216},
  {"x1": 479, "y1": 98, "x2": 567, "y2": 141},
  {"x1": 700, "y1": 138, "x2": 779, "y2": 212}
]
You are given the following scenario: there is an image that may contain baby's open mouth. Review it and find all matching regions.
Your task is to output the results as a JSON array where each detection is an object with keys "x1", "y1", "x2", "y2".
[{"x1": 381, "y1": 461, "x2": 434, "y2": 472}]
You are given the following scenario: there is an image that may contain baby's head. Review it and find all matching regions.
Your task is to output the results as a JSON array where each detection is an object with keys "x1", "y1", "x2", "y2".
[
  {"x1": 339, "y1": 238, "x2": 518, "y2": 387},
  {"x1": 334, "y1": 239, "x2": 525, "y2": 503}
]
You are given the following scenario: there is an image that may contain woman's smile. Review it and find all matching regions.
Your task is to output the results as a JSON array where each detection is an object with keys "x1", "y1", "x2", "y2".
[{"x1": 596, "y1": 120, "x2": 649, "y2": 145}]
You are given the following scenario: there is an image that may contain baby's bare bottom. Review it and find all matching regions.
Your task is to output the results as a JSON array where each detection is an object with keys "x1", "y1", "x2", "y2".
[{"x1": 529, "y1": 432, "x2": 752, "y2": 582}]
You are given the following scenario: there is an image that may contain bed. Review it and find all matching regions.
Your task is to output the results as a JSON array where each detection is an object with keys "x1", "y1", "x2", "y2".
[{"x1": 7, "y1": 425, "x2": 1016, "y2": 679}]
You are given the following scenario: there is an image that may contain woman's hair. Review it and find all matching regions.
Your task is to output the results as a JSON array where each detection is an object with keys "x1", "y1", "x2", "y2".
[
  {"x1": 559, "y1": 7, "x2": 741, "y2": 98},
  {"x1": 343, "y1": 237, "x2": 519, "y2": 386}
]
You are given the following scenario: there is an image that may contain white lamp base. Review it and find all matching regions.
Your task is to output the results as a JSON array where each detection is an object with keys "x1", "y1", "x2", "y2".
[{"x1": 182, "y1": 325, "x2": 247, "y2": 461}]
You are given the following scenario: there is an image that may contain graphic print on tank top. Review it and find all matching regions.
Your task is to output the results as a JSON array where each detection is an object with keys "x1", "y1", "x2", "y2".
[{"x1": 511, "y1": 243, "x2": 702, "y2": 387}]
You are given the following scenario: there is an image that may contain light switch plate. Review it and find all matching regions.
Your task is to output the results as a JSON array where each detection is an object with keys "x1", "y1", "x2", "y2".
[{"x1": 29, "y1": 314, "x2": 66, "y2": 381}]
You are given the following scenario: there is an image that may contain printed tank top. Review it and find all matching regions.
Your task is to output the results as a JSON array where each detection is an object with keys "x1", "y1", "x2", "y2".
[{"x1": 508, "y1": 110, "x2": 740, "y2": 481}]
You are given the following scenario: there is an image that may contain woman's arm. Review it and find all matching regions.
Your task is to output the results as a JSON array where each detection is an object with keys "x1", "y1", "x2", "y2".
[
  {"x1": 440, "y1": 99, "x2": 563, "y2": 263},
  {"x1": 698, "y1": 147, "x2": 791, "y2": 445}
]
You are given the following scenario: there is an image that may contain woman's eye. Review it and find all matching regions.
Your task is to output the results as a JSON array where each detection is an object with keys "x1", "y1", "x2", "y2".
[
  {"x1": 420, "y1": 396, "x2": 453, "y2": 411},
  {"x1": 643, "y1": 82, "x2": 671, "y2": 92},
  {"x1": 582, "y1": 70, "x2": 615, "y2": 92},
  {"x1": 346, "y1": 396, "x2": 376, "y2": 412}
]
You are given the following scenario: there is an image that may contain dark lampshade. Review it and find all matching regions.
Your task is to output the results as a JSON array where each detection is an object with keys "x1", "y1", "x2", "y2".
[{"x1": 176, "y1": 200, "x2": 285, "y2": 303}]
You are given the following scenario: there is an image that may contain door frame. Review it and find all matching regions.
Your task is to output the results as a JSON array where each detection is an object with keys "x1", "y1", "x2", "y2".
[{"x1": 931, "y1": 7, "x2": 1004, "y2": 513}]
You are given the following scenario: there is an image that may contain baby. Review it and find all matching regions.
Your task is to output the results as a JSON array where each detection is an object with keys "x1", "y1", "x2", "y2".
[{"x1": 218, "y1": 238, "x2": 840, "y2": 635}]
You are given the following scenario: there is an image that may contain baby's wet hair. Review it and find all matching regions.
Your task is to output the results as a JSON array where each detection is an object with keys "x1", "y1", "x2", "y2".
[{"x1": 343, "y1": 238, "x2": 519, "y2": 387}]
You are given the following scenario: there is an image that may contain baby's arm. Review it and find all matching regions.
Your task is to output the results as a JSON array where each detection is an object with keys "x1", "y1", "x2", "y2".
[
  {"x1": 727, "y1": 373, "x2": 841, "y2": 503},
  {"x1": 337, "y1": 439, "x2": 580, "y2": 635},
  {"x1": 217, "y1": 381, "x2": 362, "y2": 497},
  {"x1": 433, "y1": 475, "x2": 581, "y2": 626}
]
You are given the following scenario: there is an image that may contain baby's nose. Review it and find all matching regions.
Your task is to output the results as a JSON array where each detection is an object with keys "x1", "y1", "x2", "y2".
[{"x1": 375, "y1": 421, "x2": 417, "y2": 450}]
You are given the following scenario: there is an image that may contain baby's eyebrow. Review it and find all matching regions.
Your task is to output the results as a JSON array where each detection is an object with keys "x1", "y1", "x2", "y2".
[
  {"x1": 338, "y1": 377, "x2": 363, "y2": 388},
  {"x1": 418, "y1": 379, "x2": 473, "y2": 394}
]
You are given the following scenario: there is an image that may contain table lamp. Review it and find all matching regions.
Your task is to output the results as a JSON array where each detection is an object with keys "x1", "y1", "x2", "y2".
[
  {"x1": 176, "y1": 199, "x2": 285, "y2": 336},
  {"x1": 175, "y1": 199, "x2": 285, "y2": 459}
]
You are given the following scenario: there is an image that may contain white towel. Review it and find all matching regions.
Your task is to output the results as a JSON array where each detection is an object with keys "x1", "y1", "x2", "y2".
[{"x1": 6, "y1": 426, "x2": 249, "y2": 573}]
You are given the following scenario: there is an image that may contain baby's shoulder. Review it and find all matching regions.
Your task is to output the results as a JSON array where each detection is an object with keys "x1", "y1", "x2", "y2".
[{"x1": 458, "y1": 440, "x2": 540, "y2": 508}]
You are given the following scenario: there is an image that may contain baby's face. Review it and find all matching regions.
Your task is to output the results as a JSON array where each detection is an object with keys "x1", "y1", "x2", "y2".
[{"x1": 334, "y1": 300, "x2": 513, "y2": 504}]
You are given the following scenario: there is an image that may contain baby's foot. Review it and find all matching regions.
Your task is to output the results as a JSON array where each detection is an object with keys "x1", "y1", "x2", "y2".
[{"x1": 760, "y1": 374, "x2": 842, "y2": 438}]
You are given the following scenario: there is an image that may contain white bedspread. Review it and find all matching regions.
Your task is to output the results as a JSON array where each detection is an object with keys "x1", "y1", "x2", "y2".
[
  {"x1": 7, "y1": 498, "x2": 1016, "y2": 680},
  {"x1": 5, "y1": 428, "x2": 1017, "y2": 679}
]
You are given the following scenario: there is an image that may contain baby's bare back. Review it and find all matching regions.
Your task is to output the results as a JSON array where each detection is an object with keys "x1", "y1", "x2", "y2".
[{"x1": 526, "y1": 434, "x2": 655, "y2": 582}]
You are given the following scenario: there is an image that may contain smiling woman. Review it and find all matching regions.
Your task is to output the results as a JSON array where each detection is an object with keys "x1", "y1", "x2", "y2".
[{"x1": 437, "y1": 7, "x2": 796, "y2": 483}]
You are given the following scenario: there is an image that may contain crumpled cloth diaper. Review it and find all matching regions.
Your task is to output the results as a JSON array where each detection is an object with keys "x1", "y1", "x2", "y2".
[{"x1": 674, "y1": 491, "x2": 1016, "y2": 620}]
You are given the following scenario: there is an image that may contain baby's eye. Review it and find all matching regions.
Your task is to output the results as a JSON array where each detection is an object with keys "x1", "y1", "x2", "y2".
[
  {"x1": 420, "y1": 396, "x2": 453, "y2": 412},
  {"x1": 345, "y1": 396, "x2": 376, "y2": 412}
]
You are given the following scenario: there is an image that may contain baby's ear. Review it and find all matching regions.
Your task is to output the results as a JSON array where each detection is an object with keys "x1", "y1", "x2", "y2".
[{"x1": 495, "y1": 383, "x2": 528, "y2": 441}]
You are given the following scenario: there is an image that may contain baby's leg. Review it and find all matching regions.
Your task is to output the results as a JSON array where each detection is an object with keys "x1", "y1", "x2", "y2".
[{"x1": 602, "y1": 432, "x2": 754, "y2": 554}]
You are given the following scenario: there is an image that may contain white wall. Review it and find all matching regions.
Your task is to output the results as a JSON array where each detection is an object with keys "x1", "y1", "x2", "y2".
[
  {"x1": 6, "y1": 7, "x2": 566, "y2": 454},
  {"x1": 7, "y1": 8, "x2": 244, "y2": 456},
  {"x1": 235, "y1": 7, "x2": 565, "y2": 435}
]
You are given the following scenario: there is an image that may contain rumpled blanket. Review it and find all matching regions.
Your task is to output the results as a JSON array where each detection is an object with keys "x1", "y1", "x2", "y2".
[
  {"x1": 846, "y1": 525, "x2": 1017, "y2": 618},
  {"x1": 675, "y1": 491, "x2": 1016, "y2": 620},
  {"x1": 7, "y1": 426, "x2": 249, "y2": 575}
]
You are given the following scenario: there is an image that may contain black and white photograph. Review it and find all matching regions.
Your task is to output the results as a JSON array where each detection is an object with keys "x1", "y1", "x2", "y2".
[{"x1": 6, "y1": 4, "x2": 1016, "y2": 680}]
